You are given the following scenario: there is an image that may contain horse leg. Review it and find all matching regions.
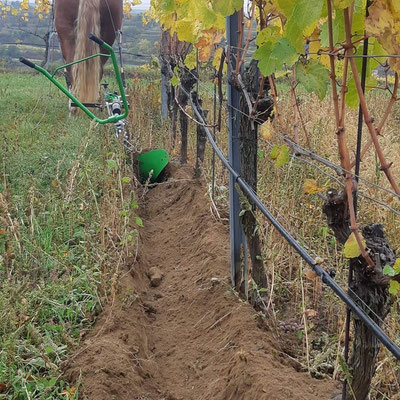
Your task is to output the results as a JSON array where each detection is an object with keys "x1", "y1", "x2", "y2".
[
  {"x1": 54, "y1": 0, "x2": 78, "y2": 88},
  {"x1": 58, "y1": 36, "x2": 75, "y2": 87}
]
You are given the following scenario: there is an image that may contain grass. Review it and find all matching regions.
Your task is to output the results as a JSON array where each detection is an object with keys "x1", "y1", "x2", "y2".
[
  {"x1": 0, "y1": 71, "x2": 139, "y2": 399},
  {"x1": 1, "y1": 64, "x2": 399, "y2": 398},
  {"x1": 127, "y1": 66, "x2": 400, "y2": 399}
]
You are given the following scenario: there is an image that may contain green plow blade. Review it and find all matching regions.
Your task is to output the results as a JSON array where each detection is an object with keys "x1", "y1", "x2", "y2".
[{"x1": 137, "y1": 149, "x2": 169, "y2": 183}]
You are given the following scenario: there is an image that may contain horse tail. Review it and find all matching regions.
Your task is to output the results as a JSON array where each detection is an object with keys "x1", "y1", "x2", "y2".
[{"x1": 72, "y1": 0, "x2": 101, "y2": 103}]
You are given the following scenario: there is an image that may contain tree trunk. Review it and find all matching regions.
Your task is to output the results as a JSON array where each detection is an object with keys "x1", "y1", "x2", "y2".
[
  {"x1": 179, "y1": 108, "x2": 188, "y2": 164},
  {"x1": 171, "y1": 86, "x2": 178, "y2": 146},
  {"x1": 159, "y1": 29, "x2": 193, "y2": 150},
  {"x1": 192, "y1": 92, "x2": 207, "y2": 178},
  {"x1": 161, "y1": 72, "x2": 169, "y2": 119},
  {"x1": 177, "y1": 68, "x2": 197, "y2": 164},
  {"x1": 323, "y1": 191, "x2": 394, "y2": 400},
  {"x1": 348, "y1": 224, "x2": 394, "y2": 400},
  {"x1": 239, "y1": 60, "x2": 273, "y2": 294}
]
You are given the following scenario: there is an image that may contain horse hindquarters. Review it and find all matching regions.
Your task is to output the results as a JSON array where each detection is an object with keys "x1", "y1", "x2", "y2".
[{"x1": 55, "y1": 0, "x2": 123, "y2": 105}]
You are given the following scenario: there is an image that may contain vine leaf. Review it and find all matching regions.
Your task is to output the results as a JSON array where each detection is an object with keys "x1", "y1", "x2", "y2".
[
  {"x1": 395, "y1": 258, "x2": 400, "y2": 272},
  {"x1": 212, "y1": 47, "x2": 225, "y2": 72},
  {"x1": 366, "y1": 0, "x2": 400, "y2": 73},
  {"x1": 254, "y1": 38, "x2": 297, "y2": 77},
  {"x1": 270, "y1": 144, "x2": 290, "y2": 167},
  {"x1": 284, "y1": 0, "x2": 324, "y2": 52},
  {"x1": 184, "y1": 48, "x2": 197, "y2": 70},
  {"x1": 135, "y1": 216, "x2": 144, "y2": 227},
  {"x1": 320, "y1": 11, "x2": 345, "y2": 48},
  {"x1": 389, "y1": 280, "x2": 400, "y2": 295},
  {"x1": 256, "y1": 26, "x2": 282, "y2": 47},
  {"x1": 343, "y1": 232, "x2": 366, "y2": 259},
  {"x1": 195, "y1": 28, "x2": 224, "y2": 62},
  {"x1": 303, "y1": 179, "x2": 326, "y2": 194},
  {"x1": 296, "y1": 59, "x2": 330, "y2": 100},
  {"x1": 383, "y1": 265, "x2": 396, "y2": 277},
  {"x1": 170, "y1": 66, "x2": 180, "y2": 87},
  {"x1": 260, "y1": 120, "x2": 274, "y2": 140},
  {"x1": 333, "y1": 0, "x2": 353, "y2": 9},
  {"x1": 383, "y1": 259, "x2": 400, "y2": 277},
  {"x1": 175, "y1": 19, "x2": 197, "y2": 42},
  {"x1": 211, "y1": 0, "x2": 243, "y2": 16}
]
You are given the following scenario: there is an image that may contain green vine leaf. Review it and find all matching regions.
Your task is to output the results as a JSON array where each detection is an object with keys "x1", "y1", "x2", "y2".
[
  {"x1": 254, "y1": 38, "x2": 297, "y2": 77},
  {"x1": 389, "y1": 280, "x2": 400, "y2": 296},
  {"x1": 270, "y1": 144, "x2": 290, "y2": 167},
  {"x1": 284, "y1": 0, "x2": 324, "y2": 52},
  {"x1": 184, "y1": 48, "x2": 197, "y2": 70},
  {"x1": 296, "y1": 59, "x2": 330, "y2": 100},
  {"x1": 383, "y1": 265, "x2": 396, "y2": 277},
  {"x1": 170, "y1": 66, "x2": 180, "y2": 87},
  {"x1": 211, "y1": 0, "x2": 243, "y2": 16}
]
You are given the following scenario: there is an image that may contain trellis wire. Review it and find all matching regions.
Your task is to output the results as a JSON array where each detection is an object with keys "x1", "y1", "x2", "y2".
[
  {"x1": 188, "y1": 69, "x2": 400, "y2": 210},
  {"x1": 170, "y1": 86, "x2": 400, "y2": 352},
  {"x1": 180, "y1": 57, "x2": 400, "y2": 353},
  {"x1": 181, "y1": 84, "x2": 400, "y2": 360}
]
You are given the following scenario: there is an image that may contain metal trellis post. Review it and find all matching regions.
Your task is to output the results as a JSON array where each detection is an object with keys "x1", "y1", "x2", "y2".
[
  {"x1": 226, "y1": 12, "x2": 242, "y2": 289},
  {"x1": 161, "y1": 72, "x2": 168, "y2": 119}
]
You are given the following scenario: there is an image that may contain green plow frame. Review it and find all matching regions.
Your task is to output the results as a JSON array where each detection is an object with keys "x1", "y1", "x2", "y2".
[
  {"x1": 20, "y1": 33, "x2": 169, "y2": 183},
  {"x1": 19, "y1": 33, "x2": 128, "y2": 124}
]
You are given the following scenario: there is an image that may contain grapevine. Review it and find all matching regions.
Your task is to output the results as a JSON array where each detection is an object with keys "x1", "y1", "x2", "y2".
[{"x1": 149, "y1": 0, "x2": 400, "y2": 398}]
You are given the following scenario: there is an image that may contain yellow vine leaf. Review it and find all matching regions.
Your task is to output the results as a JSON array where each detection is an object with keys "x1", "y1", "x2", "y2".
[
  {"x1": 273, "y1": 0, "x2": 296, "y2": 17},
  {"x1": 308, "y1": 27, "x2": 321, "y2": 59},
  {"x1": 333, "y1": 0, "x2": 353, "y2": 9},
  {"x1": 343, "y1": 232, "x2": 366, "y2": 259},
  {"x1": 212, "y1": 47, "x2": 223, "y2": 70},
  {"x1": 195, "y1": 28, "x2": 224, "y2": 62},
  {"x1": 303, "y1": 179, "x2": 326, "y2": 194},
  {"x1": 175, "y1": 19, "x2": 197, "y2": 43},
  {"x1": 389, "y1": 280, "x2": 400, "y2": 296},
  {"x1": 123, "y1": 0, "x2": 142, "y2": 17},
  {"x1": 365, "y1": 0, "x2": 400, "y2": 73},
  {"x1": 304, "y1": 267, "x2": 318, "y2": 280},
  {"x1": 260, "y1": 120, "x2": 274, "y2": 140}
]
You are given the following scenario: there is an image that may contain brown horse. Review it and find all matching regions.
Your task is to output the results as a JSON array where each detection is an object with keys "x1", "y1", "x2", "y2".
[{"x1": 54, "y1": 0, "x2": 123, "y2": 103}]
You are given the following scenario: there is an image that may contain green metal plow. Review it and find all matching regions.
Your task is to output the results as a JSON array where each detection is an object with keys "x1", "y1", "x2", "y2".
[{"x1": 19, "y1": 33, "x2": 169, "y2": 183}]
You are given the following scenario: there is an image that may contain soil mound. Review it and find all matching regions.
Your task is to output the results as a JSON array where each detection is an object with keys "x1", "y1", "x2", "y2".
[{"x1": 64, "y1": 164, "x2": 335, "y2": 399}]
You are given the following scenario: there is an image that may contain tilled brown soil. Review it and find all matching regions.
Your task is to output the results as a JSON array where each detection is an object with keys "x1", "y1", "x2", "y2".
[{"x1": 64, "y1": 164, "x2": 336, "y2": 399}]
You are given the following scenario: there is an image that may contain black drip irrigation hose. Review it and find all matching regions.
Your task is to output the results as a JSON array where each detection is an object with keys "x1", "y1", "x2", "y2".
[{"x1": 186, "y1": 88, "x2": 400, "y2": 361}]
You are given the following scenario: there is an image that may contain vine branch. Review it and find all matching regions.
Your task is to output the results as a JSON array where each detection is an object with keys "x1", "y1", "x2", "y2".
[
  {"x1": 343, "y1": 8, "x2": 400, "y2": 196},
  {"x1": 327, "y1": 0, "x2": 374, "y2": 267}
]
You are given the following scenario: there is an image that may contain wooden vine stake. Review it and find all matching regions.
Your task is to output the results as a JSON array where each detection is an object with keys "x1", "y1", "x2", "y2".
[{"x1": 323, "y1": 2, "x2": 398, "y2": 399}]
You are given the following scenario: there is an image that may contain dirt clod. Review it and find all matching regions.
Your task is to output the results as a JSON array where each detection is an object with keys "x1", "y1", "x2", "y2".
[{"x1": 148, "y1": 266, "x2": 163, "y2": 287}]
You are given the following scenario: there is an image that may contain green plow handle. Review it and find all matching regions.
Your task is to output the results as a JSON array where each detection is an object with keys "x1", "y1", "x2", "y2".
[{"x1": 19, "y1": 33, "x2": 129, "y2": 125}]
